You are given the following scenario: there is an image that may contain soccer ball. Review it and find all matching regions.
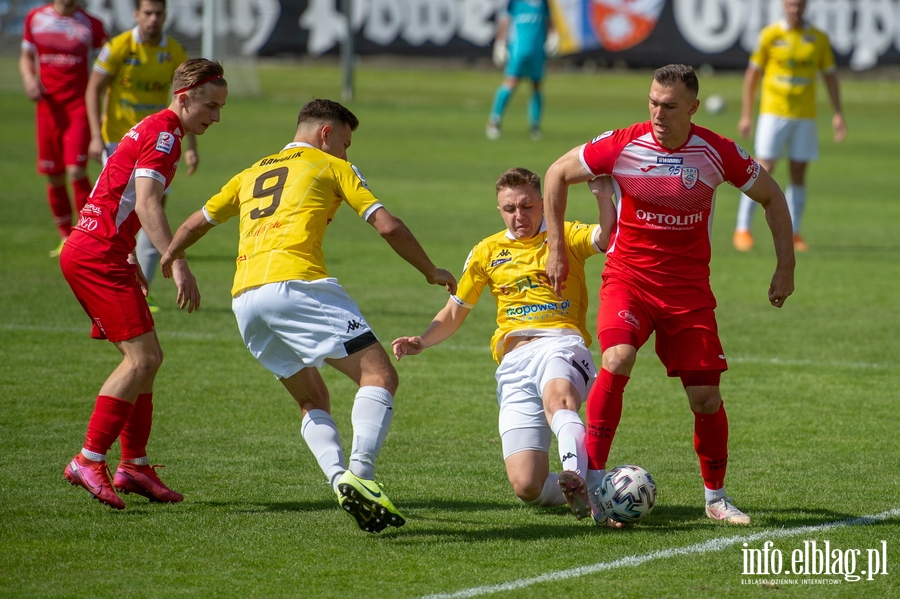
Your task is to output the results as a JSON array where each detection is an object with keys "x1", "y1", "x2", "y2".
[
  {"x1": 599, "y1": 465, "x2": 657, "y2": 524},
  {"x1": 704, "y1": 94, "x2": 726, "y2": 115}
]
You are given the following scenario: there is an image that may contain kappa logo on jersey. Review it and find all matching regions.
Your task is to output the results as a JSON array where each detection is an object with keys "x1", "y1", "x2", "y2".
[
  {"x1": 155, "y1": 132, "x2": 175, "y2": 154},
  {"x1": 681, "y1": 167, "x2": 699, "y2": 190},
  {"x1": 346, "y1": 319, "x2": 364, "y2": 333},
  {"x1": 591, "y1": 131, "x2": 614, "y2": 144},
  {"x1": 491, "y1": 249, "x2": 513, "y2": 267},
  {"x1": 735, "y1": 143, "x2": 750, "y2": 159},
  {"x1": 618, "y1": 310, "x2": 640, "y2": 330},
  {"x1": 351, "y1": 164, "x2": 370, "y2": 190}
]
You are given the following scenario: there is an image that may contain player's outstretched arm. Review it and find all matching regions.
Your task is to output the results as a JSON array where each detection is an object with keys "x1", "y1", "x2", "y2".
[
  {"x1": 822, "y1": 72, "x2": 846, "y2": 143},
  {"x1": 744, "y1": 169, "x2": 795, "y2": 307},
  {"x1": 391, "y1": 299, "x2": 470, "y2": 360},
  {"x1": 738, "y1": 65, "x2": 762, "y2": 139},
  {"x1": 86, "y1": 70, "x2": 111, "y2": 163},
  {"x1": 544, "y1": 146, "x2": 595, "y2": 295},
  {"x1": 18, "y1": 48, "x2": 43, "y2": 101},
  {"x1": 587, "y1": 176, "x2": 617, "y2": 252},
  {"x1": 161, "y1": 209, "x2": 215, "y2": 277},
  {"x1": 367, "y1": 207, "x2": 457, "y2": 295}
]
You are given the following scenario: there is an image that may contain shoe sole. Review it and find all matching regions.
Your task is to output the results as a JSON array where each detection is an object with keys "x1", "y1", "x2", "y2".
[
  {"x1": 338, "y1": 482, "x2": 405, "y2": 533},
  {"x1": 558, "y1": 473, "x2": 591, "y2": 521}
]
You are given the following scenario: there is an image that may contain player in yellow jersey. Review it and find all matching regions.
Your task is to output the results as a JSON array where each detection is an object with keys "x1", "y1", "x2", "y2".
[
  {"x1": 160, "y1": 99, "x2": 457, "y2": 533},
  {"x1": 733, "y1": 0, "x2": 846, "y2": 252},
  {"x1": 392, "y1": 167, "x2": 614, "y2": 523},
  {"x1": 86, "y1": 0, "x2": 194, "y2": 311}
]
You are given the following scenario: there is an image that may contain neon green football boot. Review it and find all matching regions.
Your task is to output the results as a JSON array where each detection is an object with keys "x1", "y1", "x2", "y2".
[{"x1": 336, "y1": 470, "x2": 406, "y2": 533}]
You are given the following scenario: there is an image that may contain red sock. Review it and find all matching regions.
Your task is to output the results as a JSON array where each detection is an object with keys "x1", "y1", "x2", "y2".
[
  {"x1": 694, "y1": 404, "x2": 729, "y2": 490},
  {"x1": 47, "y1": 183, "x2": 72, "y2": 238},
  {"x1": 119, "y1": 393, "x2": 153, "y2": 460},
  {"x1": 585, "y1": 368, "x2": 629, "y2": 471},
  {"x1": 71, "y1": 177, "x2": 92, "y2": 213},
  {"x1": 83, "y1": 395, "x2": 134, "y2": 456}
]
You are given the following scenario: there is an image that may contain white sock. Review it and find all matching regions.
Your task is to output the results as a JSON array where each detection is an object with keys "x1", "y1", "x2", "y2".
[
  {"x1": 786, "y1": 185, "x2": 806, "y2": 233},
  {"x1": 349, "y1": 386, "x2": 394, "y2": 481},
  {"x1": 550, "y1": 409, "x2": 587, "y2": 476},
  {"x1": 735, "y1": 193, "x2": 757, "y2": 232},
  {"x1": 524, "y1": 472, "x2": 566, "y2": 507},
  {"x1": 81, "y1": 448, "x2": 105, "y2": 462},
  {"x1": 136, "y1": 229, "x2": 160, "y2": 289},
  {"x1": 705, "y1": 486, "x2": 727, "y2": 504},
  {"x1": 586, "y1": 468, "x2": 606, "y2": 491},
  {"x1": 301, "y1": 409, "x2": 346, "y2": 491}
]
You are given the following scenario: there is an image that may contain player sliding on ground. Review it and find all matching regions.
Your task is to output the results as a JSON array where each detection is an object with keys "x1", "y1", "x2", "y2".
[
  {"x1": 393, "y1": 167, "x2": 613, "y2": 521},
  {"x1": 162, "y1": 99, "x2": 456, "y2": 533}
]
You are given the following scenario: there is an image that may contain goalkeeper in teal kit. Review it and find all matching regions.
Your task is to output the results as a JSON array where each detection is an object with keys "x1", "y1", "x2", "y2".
[{"x1": 486, "y1": 0, "x2": 558, "y2": 141}]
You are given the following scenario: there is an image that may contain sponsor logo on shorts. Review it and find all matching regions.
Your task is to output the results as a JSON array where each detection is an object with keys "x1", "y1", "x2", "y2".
[
  {"x1": 346, "y1": 319, "x2": 365, "y2": 333},
  {"x1": 155, "y1": 132, "x2": 175, "y2": 154},
  {"x1": 618, "y1": 310, "x2": 640, "y2": 329}
]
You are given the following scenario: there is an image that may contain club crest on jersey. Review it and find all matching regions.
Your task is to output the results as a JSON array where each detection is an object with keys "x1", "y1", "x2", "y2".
[
  {"x1": 734, "y1": 142, "x2": 750, "y2": 159},
  {"x1": 681, "y1": 167, "x2": 699, "y2": 190},
  {"x1": 155, "y1": 132, "x2": 175, "y2": 154},
  {"x1": 591, "y1": 131, "x2": 614, "y2": 144}
]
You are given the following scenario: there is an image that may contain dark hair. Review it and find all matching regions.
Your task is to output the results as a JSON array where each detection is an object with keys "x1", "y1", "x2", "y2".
[
  {"x1": 495, "y1": 167, "x2": 541, "y2": 195},
  {"x1": 172, "y1": 59, "x2": 226, "y2": 96},
  {"x1": 297, "y1": 99, "x2": 360, "y2": 131},
  {"x1": 135, "y1": 0, "x2": 165, "y2": 10},
  {"x1": 653, "y1": 64, "x2": 699, "y2": 96}
]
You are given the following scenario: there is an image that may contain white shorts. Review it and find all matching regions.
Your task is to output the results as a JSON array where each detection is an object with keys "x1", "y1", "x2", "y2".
[
  {"x1": 494, "y1": 335, "x2": 596, "y2": 459},
  {"x1": 755, "y1": 114, "x2": 819, "y2": 162},
  {"x1": 232, "y1": 278, "x2": 379, "y2": 378}
]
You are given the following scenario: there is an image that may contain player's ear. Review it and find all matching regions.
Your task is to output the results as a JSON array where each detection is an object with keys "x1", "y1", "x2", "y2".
[{"x1": 688, "y1": 98, "x2": 700, "y2": 116}]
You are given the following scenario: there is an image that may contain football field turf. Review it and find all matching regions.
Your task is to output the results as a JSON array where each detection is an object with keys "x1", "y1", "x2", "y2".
[{"x1": 1, "y1": 59, "x2": 898, "y2": 597}]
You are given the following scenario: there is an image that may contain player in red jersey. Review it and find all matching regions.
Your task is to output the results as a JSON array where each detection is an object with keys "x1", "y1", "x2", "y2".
[
  {"x1": 59, "y1": 59, "x2": 227, "y2": 509},
  {"x1": 544, "y1": 64, "x2": 795, "y2": 527},
  {"x1": 19, "y1": 0, "x2": 107, "y2": 257}
]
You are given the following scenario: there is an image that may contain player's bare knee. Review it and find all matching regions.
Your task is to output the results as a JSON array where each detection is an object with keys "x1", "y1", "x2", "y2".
[{"x1": 511, "y1": 476, "x2": 543, "y2": 503}]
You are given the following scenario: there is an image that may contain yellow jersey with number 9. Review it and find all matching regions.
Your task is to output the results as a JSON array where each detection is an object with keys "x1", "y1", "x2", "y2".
[{"x1": 203, "y1": 142, "x2": 383, "y2": 297}]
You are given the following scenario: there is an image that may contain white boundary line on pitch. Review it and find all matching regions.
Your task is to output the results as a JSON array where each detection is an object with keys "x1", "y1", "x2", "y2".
[
  {"x1": 1, "y1": 324, "x2": 896, "y2": 370},
  {"x1": 419, "y1": 508, "x2": 900, "y2": 599}
]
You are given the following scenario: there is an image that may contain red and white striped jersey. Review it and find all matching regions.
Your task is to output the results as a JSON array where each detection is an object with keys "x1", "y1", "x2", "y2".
[
  {"x1": 73, "y1": 110, "x2": 183, "y2": 259},
  {"x1": 21, "y1": 4, "x2": 106, "y2": 104},
  {"x1": 580, "y1": 121, "x2": 760, "y2": 289}
]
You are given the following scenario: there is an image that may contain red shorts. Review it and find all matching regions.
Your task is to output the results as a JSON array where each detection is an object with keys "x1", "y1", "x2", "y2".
[
  {"x1": 35, "y1": 100, "x2": 90, "y2": 175},
  {"x1": 59, "y1": 234, "x2": 154, "y2": 342},
  {"x1": 597, "y1": 276, "x2": 726, "y2": 383}
]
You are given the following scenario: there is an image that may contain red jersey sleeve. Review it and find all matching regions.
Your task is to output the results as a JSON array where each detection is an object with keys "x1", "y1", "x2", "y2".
[
  {"x1": 695, "y1": 126, "x2": 760, "y2": 192},
  {"x1": 580, "y1": 123, "x2": 647, "y2": 177}
]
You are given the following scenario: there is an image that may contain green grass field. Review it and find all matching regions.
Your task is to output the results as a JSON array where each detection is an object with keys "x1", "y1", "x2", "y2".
[{"x1": 1, "y1": 58, "x2": 898, "y2": 598}]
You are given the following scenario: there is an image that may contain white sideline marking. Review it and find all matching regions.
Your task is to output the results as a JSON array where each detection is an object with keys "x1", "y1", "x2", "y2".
[
  {"x1": 2, "y1": 323, "x2": 896, "y2": 369},
  {"x1": 419, "y1": 508, "x2": 900, "y2": 599}
]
